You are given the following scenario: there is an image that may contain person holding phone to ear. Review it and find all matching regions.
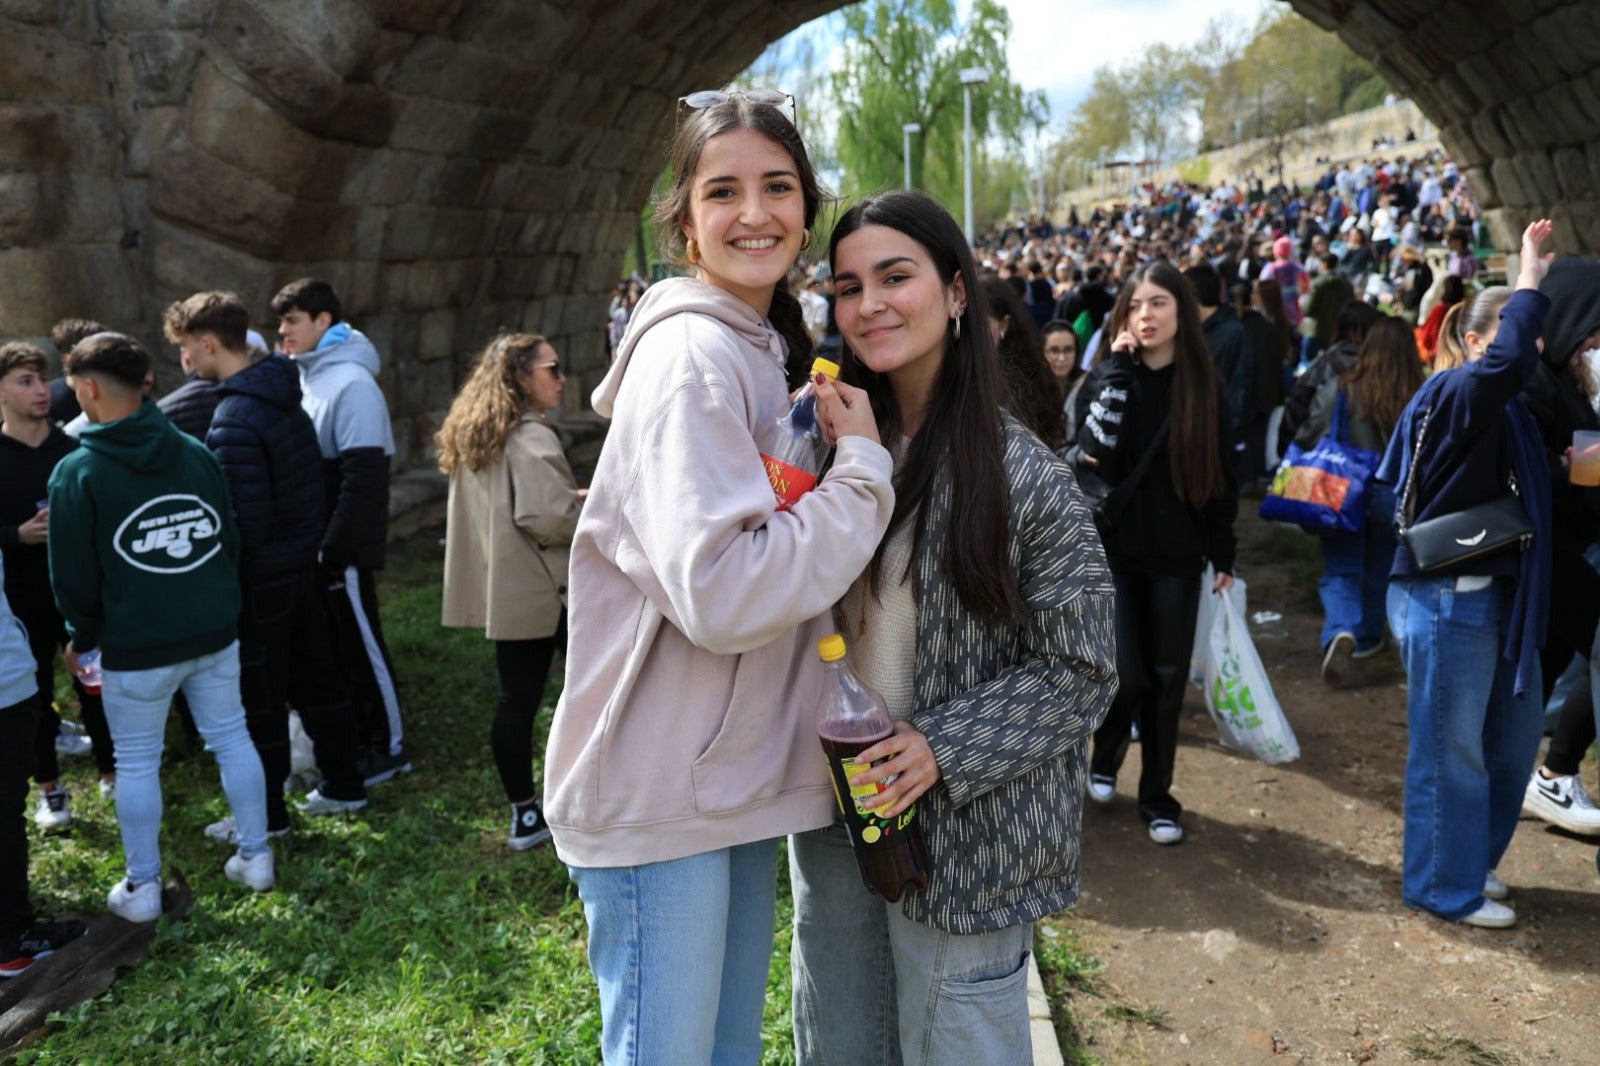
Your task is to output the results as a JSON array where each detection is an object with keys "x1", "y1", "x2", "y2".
[{"x1": 1072, "y1": 260, "x2": 1238, "y2": 846}]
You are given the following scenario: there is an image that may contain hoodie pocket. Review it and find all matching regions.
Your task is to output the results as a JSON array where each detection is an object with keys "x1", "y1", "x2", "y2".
[{"x1": 689, "y1": 642, "x2": 800, "y2": 815}]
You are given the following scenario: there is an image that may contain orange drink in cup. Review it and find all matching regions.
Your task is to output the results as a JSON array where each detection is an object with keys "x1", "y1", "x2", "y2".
[{"x1": 1572, "y1": 430, "x2": 1600, "y2": 487}]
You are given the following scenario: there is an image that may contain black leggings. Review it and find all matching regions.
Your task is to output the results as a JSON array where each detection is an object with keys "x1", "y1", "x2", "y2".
[
  {"x1": 490, "y1": 613, "x2": 566, "y2": 804},
  {"x1": 1540, "y1": 546, "x2": 1600, "y2": 776},
  {"x1": 1091, "y1": 569, "x2": 1201, "y2": 823},
  {"x1": 19, "y1": 603, "x2": 114, "y2": 781}
]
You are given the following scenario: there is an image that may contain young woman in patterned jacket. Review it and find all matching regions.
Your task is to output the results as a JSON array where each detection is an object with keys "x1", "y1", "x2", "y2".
[{"x1": 789, "y1": 190, "x2": 1119, "y2": 1064}]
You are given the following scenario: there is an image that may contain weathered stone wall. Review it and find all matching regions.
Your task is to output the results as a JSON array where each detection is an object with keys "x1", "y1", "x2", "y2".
[
  {"x1": 1290, "y1": 0, "x2": 1600, "y2": 256},
  {"x1": 2, "y1": 1, "x2": 1596, "y2": 470},
  {"x1": 0, "y1": 0, "x2": 839, "y2": 467}
]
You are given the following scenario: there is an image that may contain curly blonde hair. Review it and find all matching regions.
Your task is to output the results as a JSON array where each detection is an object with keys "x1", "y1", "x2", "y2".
[{"x1": 436, "y1": 333, "x2": 549, "y2": 474}]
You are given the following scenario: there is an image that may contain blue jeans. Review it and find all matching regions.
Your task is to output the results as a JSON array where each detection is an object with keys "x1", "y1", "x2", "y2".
[
  {"x1": 789, "y1": 823, "x2": 1033, "y2": 1066},
  {"x1": 1387, "y1": 579, "x2": 1542, "y2": 921},
  {"x1": 569, "y1": 840, "x2": 778, "y2": 1066},
  {"x1": 1319, "y1": 483, "x2": 1397, "y2": 650},
  {"x1": 103, "y1": 642, "x2": 268, "y2": 885}
]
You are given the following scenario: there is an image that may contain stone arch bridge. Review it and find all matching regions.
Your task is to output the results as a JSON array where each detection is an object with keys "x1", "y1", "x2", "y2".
[{"x1": 1, "y1": 0, "x2": 1592, "y2": 464}]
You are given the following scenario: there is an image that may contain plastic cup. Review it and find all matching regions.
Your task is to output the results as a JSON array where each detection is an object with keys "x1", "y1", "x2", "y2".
[{"x1": 1572, "y1": 430, "x2": 1600, "y2": 487}]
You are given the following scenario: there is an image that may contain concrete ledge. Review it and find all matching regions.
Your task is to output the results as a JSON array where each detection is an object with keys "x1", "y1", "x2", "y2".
[{"x1": 1028, "y1": 952, "x2": 1065, "y2": 1066}]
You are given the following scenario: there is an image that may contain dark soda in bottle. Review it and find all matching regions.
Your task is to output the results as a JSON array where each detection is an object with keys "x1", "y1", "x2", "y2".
[{"x1": 816, "y1": 633, "x2": 930, "y2": 902}]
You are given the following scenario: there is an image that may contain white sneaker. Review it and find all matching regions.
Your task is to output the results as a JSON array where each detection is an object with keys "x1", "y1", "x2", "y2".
[
  {"x1": 1461, "y1": 898, "x2": 1515, "y2": 928},
  {"x1": 204, "y1": 816, "x2": 290, "y2": 845},
  {"x1": 99, "y1": 777, "x2": 116, "y2": 802},
  {"x1": 1521, "y1": 770, "x2": 1600, "y2": 836},
  {"x1": 1483, "y1": 870, "x2": 1509, "y2": 901},
  {"x1": 1148, "y1": 818, "x2": 1184, "y2": 845},
  {"x1": 1321, "y1": 632, "x2": 1356, "y2": 686},
  {"x1": 34, "y1": 788, "x2": 70, "y2": 831},
  {"x1": 55, "y1": 731, "x2": 93, "y2": 758},
  {"x1": 1086, "y1": 774, "x2": 1116, "y2": 804},
  {"x1": 224, "y1": 851, "x2": 275, "y2": 892},
  {"x1": 107, "y1": 879, "x2": 162, "y2": 923},
  {"x1": 296, "y1": 788, "x2": 369, "y2": 816}
]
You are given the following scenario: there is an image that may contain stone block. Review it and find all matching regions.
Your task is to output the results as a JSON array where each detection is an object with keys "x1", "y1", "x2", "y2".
[
  {"x1": 380, "y1": 0, "x2": 464, "y2": 35},
  {"x1": 385, "y1": 37, "x2": 515, "y2": 106},
  {"x1": 248, "y1": 0, "x2": 378, "y2": 80},
  {"x1": 95, "y1": 0, "x2": 209, "y2": 31},
  {"x1": 397, "y1": 344, "x2": 451, "y2": 410},
  {"x1": 1553, "y1": 146, "x2": 1589, "y2": 201},
  {"x1": 114, "y1": 31, "x2": 200, "y2": 107},
  {"x1": 388, "y1": 96, "x2": 481, "y2": 155},
  {"x1": 381, "y1": 204, "x2": 437, "y2": 260},
  {"x1": 0, "y1": 244, "x2": 141, "y2": 335},
  {"x1": 468, "y1": 109, "x2": 532, "y2": 162},
  {"x1": 188, "y1": 61, "x2": 346, "y2": 199},
  {"x1": 1532, "y1": 8, "x2": 1591, "y2": 79},
  {"x1": 149, "y1": 136, "x2": 296, "y2": 258},
  {"x1": 1468, "y1": 110, "x2": 1513, "y2": 160},
  {"x1": 0, "y1": 0, "x2": 57, "y2": 24},
  {"x1": 280, "y1": 201, "x2": 361, "y2": 261},
  {"x1": 0, "y1": 104, "x2": 67, "y2": 171},
  {"x1": 416, "y1": 308, "x2": 454, "y2": 361},
  {"x1": 0, "y1": 173, "x2": 57, "y2": 244},
  {"x1": 208, "y1": 0, "x2": 344, "y2": 124},
  {"x1": 0, "y1": 29, "x2": 107, "y2": 107},
  {"x1": 311, "y1": 83, "x2": 396, "y2": 147},
  {"x1": 146, "y1": 219, "x2": 278, "y2": 314},
  {"x1": 122, "y1": 105, "x2": 182, "y2": 178}
]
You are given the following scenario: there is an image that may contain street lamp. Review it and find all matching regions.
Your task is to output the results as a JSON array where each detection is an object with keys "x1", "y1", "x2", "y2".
[
  {"x1": 902, "y1": 123, "x2": 921, "y2": 189},
  {"x1": 959, "y1": 66, "x2": 989, "y2": 244}
]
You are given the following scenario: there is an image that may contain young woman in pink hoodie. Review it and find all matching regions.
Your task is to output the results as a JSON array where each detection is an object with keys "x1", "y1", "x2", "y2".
[{"x1": 542, "y1": 93, "x2": 894, "y2": 1065}]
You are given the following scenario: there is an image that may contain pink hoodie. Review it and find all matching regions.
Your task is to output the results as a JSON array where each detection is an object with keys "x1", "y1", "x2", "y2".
[{"x1": 543, "y1": 277, "x2": 895, "y2": 867}]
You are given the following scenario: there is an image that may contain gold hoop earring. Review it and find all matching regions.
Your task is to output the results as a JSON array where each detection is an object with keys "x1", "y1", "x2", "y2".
[
  {"x1": 800, "y1": 231, "x2": 812, "y2": 251},
  {"x1": 686, "y1": 238, "x2": 700, "y2": 265}
]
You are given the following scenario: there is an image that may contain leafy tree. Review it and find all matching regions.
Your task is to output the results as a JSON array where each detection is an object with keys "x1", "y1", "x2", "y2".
[{"x1": 827, "y1": 0, "x2": 1045, "y2": 226}]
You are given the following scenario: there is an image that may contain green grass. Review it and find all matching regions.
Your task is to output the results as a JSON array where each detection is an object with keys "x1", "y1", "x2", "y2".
[
  {"x1": 1033, "y1": 920, "x2": 1104, "y2": 1066},
  {"x1": 20, "y1": 530, "x2": 799, "y2": 1064}
]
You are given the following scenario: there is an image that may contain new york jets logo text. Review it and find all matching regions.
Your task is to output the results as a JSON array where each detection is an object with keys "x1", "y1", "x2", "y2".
[{"x1": 113, "y1": 494, "x2": 223, "y2": 573}]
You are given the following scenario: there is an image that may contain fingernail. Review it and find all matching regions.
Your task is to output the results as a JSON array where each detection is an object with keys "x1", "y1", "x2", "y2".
[{"x1": 814, "y1": 372, "x2": 826, "y2": 385}]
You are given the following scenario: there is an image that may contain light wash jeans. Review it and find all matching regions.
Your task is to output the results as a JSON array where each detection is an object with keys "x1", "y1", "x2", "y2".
[
  {"x1": 103, "y1": 641, "x2": 268, "y2": 885},
  {"x1": 1318, "y1": 483, "x2": 1397, "y2": 650},
  {"x1": 568, "y1": 839, "x2": 778, "y2": 1066},
  {"x1": 1388, "y1": 578, "x2": 1542, "y2": 921},
  {"x1": 789, "y1": 822, "x2": 1033, "y2": 1066}
]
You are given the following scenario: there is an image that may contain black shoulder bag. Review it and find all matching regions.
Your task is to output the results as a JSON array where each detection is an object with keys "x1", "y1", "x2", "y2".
[
  {"x1": 1072, "y1": 416, "x2": 1172, "y2": 533},
  {"x1": 1396, "y1": 404, "x2": 1533, "y2": 573}
]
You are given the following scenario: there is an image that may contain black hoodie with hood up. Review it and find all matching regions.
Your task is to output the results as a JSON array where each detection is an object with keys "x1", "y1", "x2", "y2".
[{"x1": 1528, "y1": 257, "x2": 1600, "y2": 548}]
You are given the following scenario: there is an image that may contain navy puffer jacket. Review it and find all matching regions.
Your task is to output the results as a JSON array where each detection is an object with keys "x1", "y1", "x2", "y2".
[{"x1": 205, "y1": 355, "x2": 326, "y2": 578}]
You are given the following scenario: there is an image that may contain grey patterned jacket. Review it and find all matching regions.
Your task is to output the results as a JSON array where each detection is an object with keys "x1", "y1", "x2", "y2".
[{"x1": 899, "y1": 415, "x2": 1118, "y2": 934}]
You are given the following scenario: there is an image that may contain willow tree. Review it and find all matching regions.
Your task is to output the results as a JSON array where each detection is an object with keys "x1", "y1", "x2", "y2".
[{"x1": 828, "y1": 0, "x2": 1044, "y2": 227}]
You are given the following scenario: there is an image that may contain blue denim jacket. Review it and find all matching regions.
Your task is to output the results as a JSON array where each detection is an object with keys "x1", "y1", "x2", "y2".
[{"x1": 0, "y1": 556, "x2": 39, "y2": 709}]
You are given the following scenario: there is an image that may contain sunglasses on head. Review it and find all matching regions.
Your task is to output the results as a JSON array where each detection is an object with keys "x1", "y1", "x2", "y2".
[{"x1": 678, "y1": 89, "x2": 797, "y2": 127}]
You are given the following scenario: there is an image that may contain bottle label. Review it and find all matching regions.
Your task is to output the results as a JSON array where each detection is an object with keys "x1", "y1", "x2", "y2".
[
  {"x1": 828, "y1": 755, "x2": 916, "y2": 844},
  {"x1": 760, "y1": 453, "x2": 818, "y2": 511}
]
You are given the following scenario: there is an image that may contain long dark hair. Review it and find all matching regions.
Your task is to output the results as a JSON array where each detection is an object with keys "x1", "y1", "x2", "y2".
[
  {"x1": 982, "y1": 276, "x2": 1066, "y2": 450},
  {"x1": 1340, "y1": 316, "x2": 1423, "y2": 431},
  {"x1": 1103, "y1": 260, "x2": 1227, "y2": 508},
  {"x1": 830, "y1": 190, "x2": 1026, "y2": 626},
  {"x1": 1254, "y1": 277, "x2": 1294, "y2": 362},
  {"x1": 653, "y1": 92, "x2": 825, "y2": 386}
]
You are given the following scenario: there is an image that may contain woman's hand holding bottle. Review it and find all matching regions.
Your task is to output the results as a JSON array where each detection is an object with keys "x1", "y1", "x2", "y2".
[
  {"x1": 816, "y1": 376, "x2": 880, "y2": 447},
  {"x1": 848, "y1": 720, "x2": 941, "y2": 819}
]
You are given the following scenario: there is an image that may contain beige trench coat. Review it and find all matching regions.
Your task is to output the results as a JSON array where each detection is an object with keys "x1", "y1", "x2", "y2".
[{"x1": 441, "y1": 414, "x2": 579, "y2": 640}]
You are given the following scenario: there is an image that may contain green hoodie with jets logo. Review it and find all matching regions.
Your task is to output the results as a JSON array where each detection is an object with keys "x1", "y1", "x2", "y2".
[{"x1": 47, "y1": 400, "x2": 241, "y2": 670}]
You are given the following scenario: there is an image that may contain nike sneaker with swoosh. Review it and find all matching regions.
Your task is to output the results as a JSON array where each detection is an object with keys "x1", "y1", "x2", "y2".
[{"x1": 1522, "y1": 770, "x2": 1600, "y2": 835}]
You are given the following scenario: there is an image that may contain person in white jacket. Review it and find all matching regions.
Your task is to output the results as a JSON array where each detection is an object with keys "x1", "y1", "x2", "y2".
[{"x1": 542, "y1": 92, "x2": 894, "y2": 1065}]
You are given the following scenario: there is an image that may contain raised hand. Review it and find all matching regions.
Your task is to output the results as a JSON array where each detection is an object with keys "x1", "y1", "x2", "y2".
[{"x1": 1515, "y1": 218, "x2": 1554, "y2": 291}]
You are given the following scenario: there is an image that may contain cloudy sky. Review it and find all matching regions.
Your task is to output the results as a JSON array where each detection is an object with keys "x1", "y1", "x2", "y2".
[{"x1": 1001, "y1": 0, "x2": 1274, "y2": 127}]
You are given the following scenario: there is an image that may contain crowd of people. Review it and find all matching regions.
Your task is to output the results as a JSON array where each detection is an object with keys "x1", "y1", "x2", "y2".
[
  {"x1": 6, "y1": 85, "x2": 1600, "y2": 1066},
  {"x1": 2, "y1": 280, "x2": 413, "y2": 972}
]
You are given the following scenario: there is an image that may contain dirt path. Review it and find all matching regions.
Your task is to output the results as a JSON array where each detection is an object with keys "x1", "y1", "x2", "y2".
[{"x1": 1057, "y1": 509, "x2": 1600, "y2": 1066}]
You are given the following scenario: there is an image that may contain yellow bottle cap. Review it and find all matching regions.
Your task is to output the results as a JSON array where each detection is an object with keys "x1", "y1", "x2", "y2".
[
  {"x1": 817, "y1": 633, "x2": 847, "y2": 662},
  {"x1": 811, "y1": 357, "x2": 841, "y2": 380}
]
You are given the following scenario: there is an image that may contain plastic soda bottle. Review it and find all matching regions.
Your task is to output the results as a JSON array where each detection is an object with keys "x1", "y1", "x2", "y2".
[
  {"x1": 815, "y1": 633, "x2": 930, "y2": 902},
  {"x1": 75, "y1": 649, "x2": 103, "y2": 695},
  {"x1": 760, "y1": 357, "x2": 841, "y2": 510}
]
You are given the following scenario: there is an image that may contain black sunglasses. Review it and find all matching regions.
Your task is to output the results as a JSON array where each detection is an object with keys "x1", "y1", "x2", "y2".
[{"x1": 678, "y1": 89, "x2": 797, "y2": 127}]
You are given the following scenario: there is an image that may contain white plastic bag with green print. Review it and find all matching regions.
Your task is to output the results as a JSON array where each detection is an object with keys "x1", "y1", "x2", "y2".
[{"x1": 1203, "y1": 580, "x2": 1299, "y2": 764}]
